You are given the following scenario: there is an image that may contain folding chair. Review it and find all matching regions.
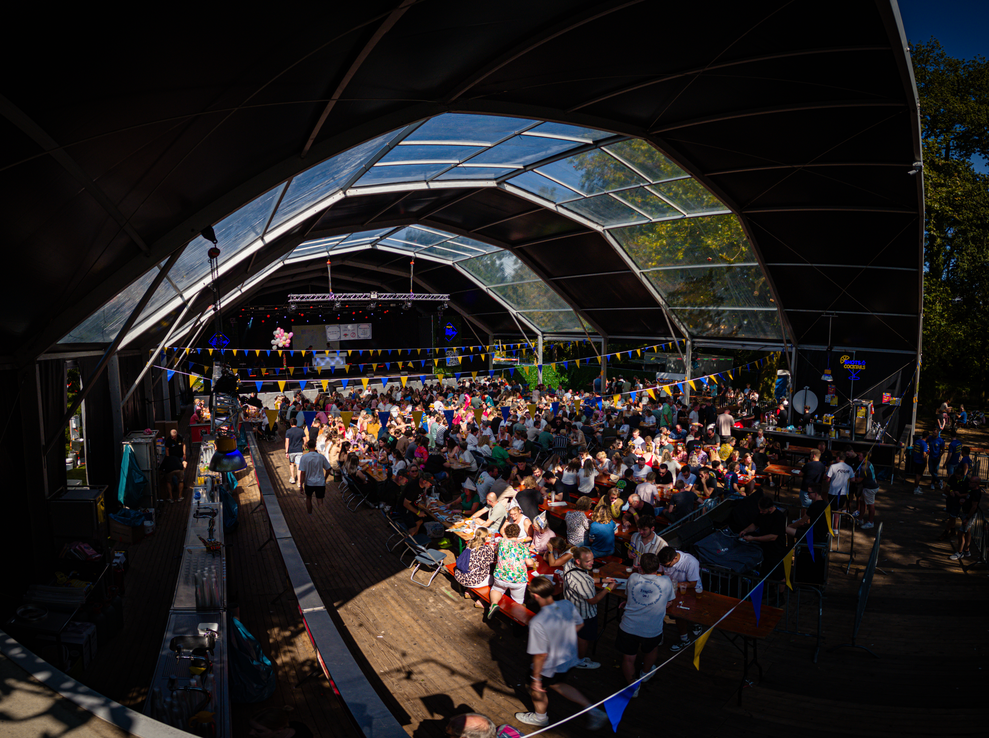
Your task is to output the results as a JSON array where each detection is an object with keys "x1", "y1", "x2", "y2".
[
  {"x1": 383, "y1": 511, "x2": 409, "y2": 552},
  {"x1": 409, "y1": 545, "x2": 448, "y2": 587},
  {"x1": 397, "y1": 531, "x2": 439, "y2": 568}
]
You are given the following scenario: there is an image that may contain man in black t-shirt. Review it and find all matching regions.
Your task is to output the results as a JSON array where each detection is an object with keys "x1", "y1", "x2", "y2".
[
  {"x1": 950, "y1": 476, "x2": 982, "y2": 561},
  {"x1": 787, "y1": 487, "x2": 828, "y2": 541},
  {"x1": 162, "y1": 429, "x2": 187, "y2": 503},
  {"x1": 800, "y1": 449, "x2": 826, "y2": 508},
  {"x1": 741, "y1": 497, "x2": 787, "y2": 578},
  {"x1": 284, "y1": 418, "x2": 306, "y2": 485}
]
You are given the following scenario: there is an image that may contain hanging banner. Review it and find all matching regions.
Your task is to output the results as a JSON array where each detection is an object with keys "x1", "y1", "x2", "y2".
[
  {"x1": 378, "y1": 411, "x2": 391, "y2": 426},
  {"x1": 692, "y1": 629, "x2": 712, "y2": 670},
  {"x1": 411, "y1": 410, "x2": 423, "y2": 428},
  {"x1": 473, "y1": 408, "x2": 483, "y2": 425},
  {"x1": 339, "y1": 411, "x2": 353, "y2": 428},
  {"x1": 360, "y1": 378, "x2": 369, "y2": 389},
  {"x1": 277, "y1": 380, "x2": 286, "y2": 392},
  {"x1": 265, "y1": 409, "x2": 278, "y2": 429}
]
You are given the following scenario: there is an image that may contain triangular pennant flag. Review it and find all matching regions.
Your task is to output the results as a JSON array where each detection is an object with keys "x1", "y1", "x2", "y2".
[
  {"x1": 488, "y1": 370, "x2": 494, "y2": 377},
  {"x1": 379, "y1": 411, "x2": 390, "y2": 426},
  {"x1": 630, "y1": 391, "x2": 637, "y2": 402},
  {"x1": 693, "y1": 629, "x2": 712, "y2": 670},
  {"x1": 412, "y1": 410, "x2": 423, "y2": 427},
  {"x1": 806, "y1": 525, "x2": 816, "y2": 561},
  {"x1": 750, "y1": 582, "x2": 764, "y2": 627},
  {"x1": 400, "y1": 376, "x2": 408, "y2": 387},
  {"x1": 359, "y1": 364, "x2": 364, "y2": 371},
  {"x1": 343, "y1": 364, "x2": 349, "y2": 373},
  {"x1": 321, "y1": 380, "x2": 329, "y2": 391},
  {"x1": 255, "y1": 381, "x2": 263, "y2": 392},
  {"x1": 562, "y1": 361, "x2": 568, "y2": 370},
  {"x1": 509, "y1": 367, "x2": 514, "y2": 377},
  {"x1": 277, "y1": 350, "x2": 282, "y2": 357},
  {"x1": 290, "y1": 351, "x2": 295, "y2": 357},
  {"x1": 501, "y1": 407, "x2": 510, "y2": 421},
  {"x1": 340, "y1": 411, "x2": 353, "y2": 428},
  {"x1": 647, "y1": 388, "x2": 656, "y2": 400},
  {"x1": 471, "y1": 371, "x2": 478, "y2": 378},
  {"x1": 265, "y1": 409, "x2": 278, "y2": 428},
  {"x1": 455, "y1": 372, "x2": 462, "y2": 380},
  {"x1": 537, "y1": 364, "x2": 543, "y2": 373},
  {"x1": 575, "y1": 359, "x2": 580, "y2": 367},
  {"x1": 824, "y1": 504, "x2": 836, "y2": 537},
  {"x1": 551, "y1": 401, "x2": 560, "y2": 414},
  {"x1": 299, "y1": 380, "x2": 307, "y2": 391},
  {"x1": 303, "y1": 367, "x2": 308, "y2": 375},
  {"x1": 288, "y1": 367, "x2": 295, "y2": 376},
  {"x1": 266, "y1": 350, "x2": 271, "y2": 356},
  {"x1": 473, "y1": 408, "x2": 483, "y2": 424},
  {"x1": 443, "y1": 409, "x2": 455, "y2": 425},
  {"x1": 231, "y1": 349, "x2": 237, "y2": 357},
  {"x1": 208, "y1": 348, "x2": 213, "y2": 356},
  {"x1": 361, "y1": 378, "x2": 369, "y2": 389},
  {"x1": 166, "y1": 369, "x2": 176, "y2": 382},
  {"x1": 380, "y1": 377, "x2": 388, "y2": 388},
  {"x1": 420, "y1": 376, "x2": 427, "y2": 385},
  {"x1": 341, "y1": 379, "x2": 349, "y2": 389},
  {"x1": 604, "y1": 685, "x2": 636, "y2": 732},
  {"x1": 527, "y1": 403, "x2": 537, "y2": 417},
  {"x1": 783, "y1": 551, "x2": 793, "y2": 590},
  {"x1": 278, "y1": 380, "x2": 286, "y2": 391},
  {"x1": 614, "y1": 395, "x2": 621, "y2": 405}
]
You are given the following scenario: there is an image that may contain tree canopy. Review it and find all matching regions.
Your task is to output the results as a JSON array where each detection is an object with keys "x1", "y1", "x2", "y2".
[{"x1": 912, "y1": 39, "x2": 989, "y2": 408}]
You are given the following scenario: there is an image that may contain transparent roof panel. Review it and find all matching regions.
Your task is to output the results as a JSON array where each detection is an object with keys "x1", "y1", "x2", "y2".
[
  {"x1": 611, "y1": 214, "x2": 755, "y2": 268},
  {"x1": 508, "y1": 171, "x2": 581, "y2": 203},
  {"x1": 651, "y1": 179, "x2": 726, "y2": 215},
  {"x1": 447, "y1": 234, "x2": 500, "y2": 255},
  {"x1": 560, "y1": 194, "x2": 650, "y2": 227},
  {"x1": 404, "y1": 114, "x2": 537, "y2": 145},
  {"x1": 518, "y1": 310, "x2": 586, "y2": 332},
  {"x1": 669, "y1": 307, "x2": 782, "y2": 340},
  {"x1": 436, "y1": 166, "x2": 516, "y2": 180},
  {"x1": 459, "y1": 251, "x2": 539, "y2": 285},
  {"x1": 524, "y1": 122, "x2": 615, "y2": 143},
  {"x1": 270, "y1": 131, "x2": 398, "y2": 230},
  {"x1": 604, "y1": 139, "x2": 687, "y2": 182},
  {"x1": 613, "y1": 187, "x2": 682, "y2": 220},
  {"x1": 491, "y1": 281, "x2": 571, "y2": 311},
  {"x1": 379, "y1": 144, "x2": 484, "y2": 164},
  {"x1": 383, "y1": 226, "x2": 450, "y2": 248},
  {"x1": 356, "y1": 162, "x2": 450, "y2": 186},
  {"x1": 643, "y1": 265, "x2": 774, "y2": 309},
  {"x1": 469, "y1": 135, "x2": 583, "y2": 168},
  {"x1": 534, "y1": 150, "x2": 647, "y2": 196},
  {"x1": 60, "y1": 264, "x2": 163, "y2": 343}
]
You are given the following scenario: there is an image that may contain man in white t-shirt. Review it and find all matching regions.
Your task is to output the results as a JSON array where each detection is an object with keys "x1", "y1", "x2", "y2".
[
  {"x1": 298, "y1": 438, "x2": 332, "y2": 516},
  {"x1": 515, "y1": 577, "x2": 607, "y2": 730},
  {"x1": 658, "y1": 547, "x2": 704, "y2": 652},
  {"x1": 635, "y1": 473, "x2": 659, "y2": 506},
  {"x1": 826, "y1": 454, "x2": 854, "y2": 511},
  {"x1": 615, "y1": 552, "x2": 674, "y2": 697}
]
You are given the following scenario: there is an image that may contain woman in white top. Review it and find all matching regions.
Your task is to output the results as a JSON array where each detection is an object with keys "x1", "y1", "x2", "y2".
[
  {"x1": 577, "y1": 459, "x2": 598, "y2": 496},
  {"x1": 558, "y1": 458, "x2": 581, "y2": 500},
  {"x1": 500, "y1": 504, "x2": 532, "y2": 541},
  {"x1": 390, "y1": 452, "x2": 408, "y2": 477}
]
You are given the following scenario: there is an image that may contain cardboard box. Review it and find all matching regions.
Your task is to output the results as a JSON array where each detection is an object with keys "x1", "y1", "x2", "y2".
[{"x1": 109, "y1": 518, "x2": 144, "y2": 544}]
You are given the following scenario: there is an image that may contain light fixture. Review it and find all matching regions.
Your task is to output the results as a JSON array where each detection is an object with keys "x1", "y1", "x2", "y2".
[
  {"x1": 908, "y1": 161, "x2": 923, "y2": 175},
  {"x1": 208, "y1": 436, "x2": 247, "y2": 472}
]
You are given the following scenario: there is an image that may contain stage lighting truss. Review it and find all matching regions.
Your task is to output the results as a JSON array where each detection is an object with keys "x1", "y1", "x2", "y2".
[{"x1": 288, "y1": 292, "x2": 449, "y2": 312}]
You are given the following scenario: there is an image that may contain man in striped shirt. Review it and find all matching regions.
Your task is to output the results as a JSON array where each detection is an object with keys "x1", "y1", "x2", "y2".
[{"x1": 562, "y1": 547, "x2": 614, "y2": 670}]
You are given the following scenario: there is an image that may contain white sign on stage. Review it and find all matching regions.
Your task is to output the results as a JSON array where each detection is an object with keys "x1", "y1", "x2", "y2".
[{"x1": 328, "y1": 323, "x2": 372, "y2": 341}]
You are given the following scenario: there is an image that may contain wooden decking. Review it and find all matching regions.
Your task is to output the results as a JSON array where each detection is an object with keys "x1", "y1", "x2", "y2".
[
  {"x1": 253, "y1": 439, "x2": 988, "y2": 737},
  {"x1": 73, "y1": 434, "x2": 988, "y2": 737}
]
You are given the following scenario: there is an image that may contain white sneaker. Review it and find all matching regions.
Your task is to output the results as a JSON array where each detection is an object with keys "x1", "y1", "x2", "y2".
[
  {"x1": 515, "y1": 712, "x2": 548, "y2": 727},
  {"x1": 669, "y1": 638, "x2": 690, "y2": 652},
  {"x1": 586, "y1": 708, "x2": 608, "y2": 731},
  {"x1": 859, "y1": 522, "x2": 874, "y2": 530},
  {"x1": 576, "y1": 657, "x2": 601, "y2": 669},
  {"x1": 949, "y1": 551, "x2": 963, "y2": 561},
  {"x1": 631, "y1": 682, "x2": 641, "y2": 698},
  {"x1": 639, "y1": 668, "x2": 657, "y2": 683}
]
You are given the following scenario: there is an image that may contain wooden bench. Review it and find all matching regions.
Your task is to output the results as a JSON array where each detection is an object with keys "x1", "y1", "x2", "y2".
[{"x1": 444, "y1": 563, "x2": 534, "y2": 626}]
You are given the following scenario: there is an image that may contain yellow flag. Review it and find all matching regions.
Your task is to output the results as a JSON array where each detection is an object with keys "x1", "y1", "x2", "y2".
[
  {"x1": 232, "y1": 349, "x2": 237, "y2": 356},
  {"x1": 340, "y1": 411, "x2": 353, "y2": 428},
  {"x1": 613, "y1": 395, "x2": 621, "y2": 405},
  {"x1": 347, "y1": 350, "x2": 352, "y2": 357},
  {"x1": 824, "y1": 504, "x2": 836, "y2": 537},
  {"x1": 343, "y1": 365, "x2": 350, "y2": 373},
  {"x1": 208, "y1": 348, "x2": 213, "y2": 356},
  {"x1": 728, "y1": 371, "x2": 733, "y2": 380},
  {"x1": 255, "y1": 350, "x2": 261, "y2": 357},
  {"x1": 647, "y1": 388, "x2": 656, "y2": 400},
  {"x1": 783, "y1": 551, "x2": 793, "y2": 590},
  {"x1": 471, "y1": 371, "x2": 478, "y2": 378},
  {"x1": 688, "y1": 380, "x2": 697, "y2": 390},
  {"x1": 400, "y1": 376, "x2": 408, "y2": 387},
  {"x1": 288, "y1": 367, "x2": 295, "y2": 376},
  {"x1": 321, "y1": 380, "x2": 329, "y2": 391},
  {"x1": 277, "y1": 350, "x2": 283, "y2": 357},
  {"x1": 265, "y1": 409, "x2": 278, "y2": 428},
  {"x1": 418, "y1": 348, "x2": 422, "y2": 355},
  {"x1": 262, "y1": 368, "x2": 267, "y2": 376},
  {"x1": 473, "y1": 408, "x2": 483, "y2": 424},
  {"x1": 693, "y1": 629, "x2": 712, "y2": 670},
  {"x1": 575, "y1": 359, "x2": 580, "y2": 367},
  {"x1": 636, "y1": 349, "x2": 641, "y2": 357},
  {"x1": 361, "y1": 378, "x2": 369, "y2": 389},
  {"x1": 278, "y1": 380, "x2": 286, "y2": 392},
  {"x1": 527, "y1": 403, "x2": 537, "y2": 417},
  {"x1": 412, "y1": 410, "x2": 422, "y2": 427}
]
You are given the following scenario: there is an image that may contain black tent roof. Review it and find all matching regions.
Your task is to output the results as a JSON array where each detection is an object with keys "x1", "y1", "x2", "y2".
[{"x1": 1, "y1": 0, "x2": 923, "y2": 362}]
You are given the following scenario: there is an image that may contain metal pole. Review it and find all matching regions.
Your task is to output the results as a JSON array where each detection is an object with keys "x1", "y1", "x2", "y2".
[
  {"x1": 487, "y1": 335, "x2": 494, "y2": 373},
  {"x1": 537, "y1": 335, "x2": 543, "y2": 385},
  {"x1": 600, "y1": 337, "x2": 608, "y2": 393},
  {"x1": 788, "y1": 344, "x2": 799, "y2": 426},
  {"x1": 43, "y1": 244, "x2": 187, "y2": 456},
  {"x1": 909, "y1": 312, "x2": 923, "y2": 436},
  {"x1": 684, "y1": 338, "x2": 693, "y2": 404},
  {"x1": 120, "y1": 297, "x2": 196, "y2": 406}
]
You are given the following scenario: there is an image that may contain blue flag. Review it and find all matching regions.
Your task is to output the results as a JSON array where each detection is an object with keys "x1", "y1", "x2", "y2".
[
  {"x1": 604, "y1": 685, "x2": 636, "y2": 731},
  {"x1": 455, "y1": 372, "x2": 462, "y2": 380},
  {"x1": 255, "y1": 381, "x2": 263, "y2": 392},
  {"x1": 167, "y1": 369, "x2": 176, "y2": 382},
  {"x1": 751, "y1": 581, "x2": 764, "y2": 627},
  {"x1": 420, "y1": 376, "x2": 427, "y2": 385},
  {"x1": 806, "y1": 525, "x2": 815, "y2": 561},
  {"x1": 488, "y1": 370, "x2": 494, "y2": 377},
  {"x1": 341, "y1": 379, "x2": 349, "y2": 389},
  {"x1": 299, "y1": 380, "x2": 307, "y2": 391},
  {"x1": 551, "y1": 401, "x2": 560, "y2": 414},
  {"x1": 501, "y1": 407, "x2": 510, "y2": 421},
  {"x1": 630, "y1": 391, "x2": 637, "y2": 402},
  {"x1": 359, "y1": 364, "x2": 364, "y2": 371},
  {"x1": 380, "y1": 377, "x2": 388, "y2": 388},
  {"x1": 562, "y1": 361, "x2": 568, "y2": 370},
  {"x1": 509, "y1": 367, "x2": 514, "y2": 377},
  {"x1": 443, "y1": 409, "x2": 455, "y2": 425},
  {"x1": 379, "y1": 411, "x2": 390, "y2": 426},
  {"x1": 266, "y1": 350, "x2": 270, "y2": 356}
]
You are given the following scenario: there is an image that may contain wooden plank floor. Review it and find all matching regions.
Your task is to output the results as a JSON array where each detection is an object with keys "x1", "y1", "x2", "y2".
[
  {"x1": 77, "y1": 440, "x2": 359, "y2": 738},
  {"x1": 255, "y1": 437, "x2": 988, "y2": 738}
]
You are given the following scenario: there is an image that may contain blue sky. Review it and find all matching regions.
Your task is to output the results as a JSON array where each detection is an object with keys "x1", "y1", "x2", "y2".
[
  {"x1": 897, "y1": 0, "x2": 988, "y2": 172},
  {"x1": 897, "y1": 0, "x2": 989, "y2": 60}
]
